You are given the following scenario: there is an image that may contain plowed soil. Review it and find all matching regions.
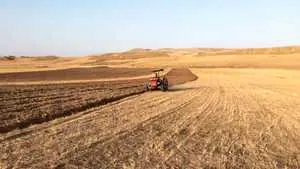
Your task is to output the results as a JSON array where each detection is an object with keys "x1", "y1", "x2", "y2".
[
  {"x1": 0, "y1": 68, "x2": 196, "y2": 133},
  {"x1": 0, "y1": 79, "x2": 146, "y2": 133},
  {"x1": 1, "y1": 68, "x2": 300, "y2": 169},
  {"x1": 0, "y1": 67, "x2": 154, "y2": 82}
]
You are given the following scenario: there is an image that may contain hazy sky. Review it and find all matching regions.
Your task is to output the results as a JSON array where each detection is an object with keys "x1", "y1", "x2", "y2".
[{"x1": 1, "y1": 0, "x2": 300, "y2": 56}]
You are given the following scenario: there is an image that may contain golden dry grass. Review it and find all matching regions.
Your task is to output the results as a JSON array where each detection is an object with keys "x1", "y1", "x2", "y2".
[
  {"x1": 104, "y1": 47, "x2": 300, "y2": 69},
  {"x1": 1, "y1": 46, "x2": 300, "y2": 73}
]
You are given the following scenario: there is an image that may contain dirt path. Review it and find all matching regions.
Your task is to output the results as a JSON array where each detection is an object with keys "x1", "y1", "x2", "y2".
[{"x1": 1, "y1": 68, "x2": 300, "y2": 169}]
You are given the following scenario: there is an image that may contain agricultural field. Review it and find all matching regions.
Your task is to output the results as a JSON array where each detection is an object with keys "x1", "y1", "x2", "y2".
[
  {"x1": 0, "y1": 79, "x2": 146, "y2": 133},
  {"x1": 0, "y1": 47, "x2": 300, "y2": 168},
  {"x1": 1, "y1": 67, "x2": 300, "y2": 168},
  {"x1": 0, "y1": 67, "x2": 154, "y2": 83},
  {"x1": 0, "y1": 68, "x2": 196, "y2": 133}
]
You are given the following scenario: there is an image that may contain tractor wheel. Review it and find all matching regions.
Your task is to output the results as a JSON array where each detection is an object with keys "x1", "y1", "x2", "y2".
[{"x1": 161, "y1": 77, "x2": 168, "y2": 91}]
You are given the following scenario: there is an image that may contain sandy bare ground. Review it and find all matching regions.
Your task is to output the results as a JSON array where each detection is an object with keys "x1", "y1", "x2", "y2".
[{"x1": 1, "y1": 68, "x2": 300, "y2": 168}]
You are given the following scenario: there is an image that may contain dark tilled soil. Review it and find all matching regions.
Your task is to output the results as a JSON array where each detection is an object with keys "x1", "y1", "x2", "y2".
[
  {"x1": 0, "y1": 67, "x2": 154, "y2": 82},
  {"x1": 0, "y1": 68, "x2": 197, "y2": 133}
]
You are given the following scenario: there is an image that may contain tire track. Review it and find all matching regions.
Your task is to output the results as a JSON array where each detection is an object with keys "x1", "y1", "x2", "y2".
[
  {"x1": 61, "y1": 87, "x2": 208, "y2": 168},
  {"x1": 159, "y1": 85, "x2": 224, "y2": 167},
  {"x1": 65, "y1": 75, "x2": 223, "y2": 168},
  {"x1": 0, "y1": 85, "x2": 202, "y2": 168}
]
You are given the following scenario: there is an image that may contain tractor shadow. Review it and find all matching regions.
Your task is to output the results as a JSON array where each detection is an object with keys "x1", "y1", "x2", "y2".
[{"x1": 167, "y1": 87, "x2": 197, "y2": 92}]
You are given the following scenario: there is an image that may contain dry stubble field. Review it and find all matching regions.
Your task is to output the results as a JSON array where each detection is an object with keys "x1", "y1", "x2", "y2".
[{"x1": 1, "y1": 67, "x2": 300, "y2": 168}]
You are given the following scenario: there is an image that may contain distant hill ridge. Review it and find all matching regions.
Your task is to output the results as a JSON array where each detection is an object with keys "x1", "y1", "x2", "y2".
[
  {"x1": 156, "y1": 46, "x2": 300, "y2": 55},
  {"x1": 89, "y1": 46, "x2": 300, "y2": 58},
  {"x1": 2, "y1": 46, "x2": 300, "y2": 60}
]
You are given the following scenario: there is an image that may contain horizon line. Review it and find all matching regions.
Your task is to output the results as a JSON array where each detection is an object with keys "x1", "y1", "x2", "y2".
[{"x1": 1, "y1": 45, "x2": 300, "y2": 57}]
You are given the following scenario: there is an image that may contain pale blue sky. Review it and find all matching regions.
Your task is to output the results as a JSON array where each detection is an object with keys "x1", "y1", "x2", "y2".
[{"x1": 1, "y1": 0, "x2": 300, "y2": 56}]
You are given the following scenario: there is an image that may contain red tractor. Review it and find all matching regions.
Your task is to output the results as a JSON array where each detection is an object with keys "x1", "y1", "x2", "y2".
[{"x1": 145, "y1": 69, "x2": 168, "y2": 91}]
